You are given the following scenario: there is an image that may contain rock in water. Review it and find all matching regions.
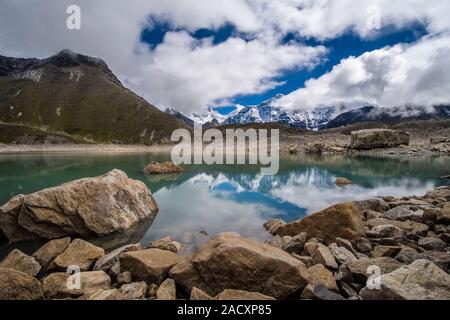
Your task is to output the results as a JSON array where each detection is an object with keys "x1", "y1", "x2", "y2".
[
  {"x1": 169, "y1": 232, "x2": 308, "y2": 299},
  {"x1": 350, "y1": 129, "x2": 410, "y2": 150},
  {"x1": 0, "y1": 268, "x2": 43, "y2": 300},
  {"x1": 335, "y1": 178, "x2": 353, "y2": 186},
  {"x1": 360, "y1": 260, "x2": 450, "y2": 300},
  {"x1": 144, "y1": 162, "x2": 184, "y2": 174},
  {"x1": 274, "y1": 202, "x2": 365, "y2": 243},
  {"x1": 0, "y1": 170, "x2": 159, "y2": 242}
]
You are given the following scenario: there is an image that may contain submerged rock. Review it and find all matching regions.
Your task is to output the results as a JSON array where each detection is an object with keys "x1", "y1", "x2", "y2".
[
  {"x1": 169, "y1": 232, "x2": 308, "y2": 299},
  {"x1": 0, "y1": 170, "x2": 159, "y2": 242},
  {"x1": 274, "y1": 202, "x2": 365, "y2": 243},
  {"x1": 144, "y1": 161, "x2": 184, "y2": 174},
  {"x1": 350, "y1": 129, "x2": 410, "y2": 150},
  {"x1": 335, "y1": 178, "x2": 353, "y2": 186}
]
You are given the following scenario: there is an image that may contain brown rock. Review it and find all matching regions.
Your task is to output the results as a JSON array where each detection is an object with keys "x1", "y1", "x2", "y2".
[
  {"x1": 156, "y1": 278, "x2": 177, "y2": 300},
  {"x1": 0, "y1": 170, "x2": 159, "y2": 242},
  {"x1": 312, "y1": 244, "x2": 339, "y2": 269},
  {"x1": 216, "y1": 289, "x2": 275, "y2": 300},
  {"x1": 263, "y1": 219, "x2": 286, "y2": 235},
  {"x1": 0, "y1": 267, "x2": 42, "y2": 300},
  {"x1": 144, "y1": 161, "x2": 184, "y2": 174},
  {"x1": 147, "y1": 237, "x2": 181, "y2": 253},
  {"x1": 350, "y1": 129, "x2": 409, "y2": 150},
  {"x1": 190, "y1": 287, "x2": 213, "y2": 300},
  {"x1": 84, "y1": 289, "x2": 124, "y2": 300},
  {"x1": 371, "y1": 245, "x2": 401, "y2": 258},
  {"x1": 356, "y1": 199, "x2": 390, "y2": 213},
  {"x1": 302, "y1": 264, "x2": 338, "y2": 300},
  {"x1": 120, "y1": 248, "x2": 181, "y2": 285},
  {"x1": 32, "y1": 237, "x2": 71, "y2": 271},
  {"x1": 117, "y1": 272, "x2": 132, "y2": 285},
  {"x1": 335, "y1": 178, "x2": 353, "y2": 186},
  {"x1": 0, "y1": 249, "x2": 41, "y2": 277},
  {"x1": 50, "y1": 239, "x2": 105, "y2": 272},
  {"x1": 42, "y1": 271, "x2": 111, "y2": 299},
  {"x1": 275, "y1": 202, "x2": 365, "y2": 243},
  {"x1": 169, "y1": 232, "x2": 308, "y2": 299},
  {"x1": 365, "y1": 218, "x2": 429, "y2": 236},
  {"x1": 343, "y1": 257, "x2": 404, "y2": 284},
  {"x1": 120, "y1": 281, "x2": 148, "y2": 300}
]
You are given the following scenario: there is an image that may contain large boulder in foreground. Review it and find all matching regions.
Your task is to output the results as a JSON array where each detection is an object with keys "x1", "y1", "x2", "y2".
[
  {"x1": 350, "y1": 129, "x2": 410, "y2": 150},
  {"x1": 274, "y1": 202, "x2": 365, "y2": 243},
  {"x1": 0, "y1": 170, "x2": 159, "y2": 242},
  {"x1": 360, "y1": 260, "x2": 450, "y2": 300},
  {"x1": 0, "y1": 268, "x2": 43, "y2": 300},
  {"x1": 169, "y1": 232, "x2": 308, "y2": 299}
]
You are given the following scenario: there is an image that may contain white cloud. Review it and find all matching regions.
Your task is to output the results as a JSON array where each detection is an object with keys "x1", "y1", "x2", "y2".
[
  {"x1": 276, "y1": 33, "x2": 450, "y2": 111},
  {"x1": 1, "y1": 0, "x2": 450, "y2": 113}
]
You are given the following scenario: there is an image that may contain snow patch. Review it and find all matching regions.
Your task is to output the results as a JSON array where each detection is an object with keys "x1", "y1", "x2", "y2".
[{"x1": 13, "y1": 69, "x2": 43, "y2": 83}]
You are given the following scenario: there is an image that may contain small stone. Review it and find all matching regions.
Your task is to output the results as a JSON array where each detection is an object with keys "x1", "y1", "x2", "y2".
[
  {"x1": 328, "y1": 243, "x2": 357, "y2": 264},
  {"x1": 418, "y1": 237, "x2": 447, "y2": 251},
  {"x1": 146, "y1": 283, "x2": 158, "y2": 299},
  {"x1": 117, "y1": 272, "x2": 132, "y2": 285},
  {"x1": 371, "y1": 245, "x2": 401, "y2": 258},
  {"x1": 0, "y1": 249, "x2": 41, "y2": 277},
  {"x1": 335, "y1": 178, "x2": 353, "y2": 186},
  {"x1": 216, "y1": 289, "x2": 275, "y2": 300},
  {"x1": 312, "y1": 244, "x2": 338, "y2": 269},
  {"x1": 120, "y1": 282, "x2": 148, "y2": 300},
  {"x1": 343, "y1": 257, "x2": 404, "y2": 284},
  {"x1": 302, "y1": 284, "x2": 345, "y2": 300},
  {"x1": 148, "y1": 238, "x2": 182, "y2": 253},
  {"x1": 32, "y1": 237, "x2": 71, "y2": 271},
  {"x1": 302, "y1": 264, "x2": 338, "y2": 300},
  {"x1": 355, "y1": 237, "x2": 372, "y2": 254},
  {"x1": 336, "y1": 237, "x2": 358, "y2": 256},
  {"x1": 156, "y1": 278, "x2": 177, "y2": 300},
  {"x1": 304, "y1": 241, "x2": 319, "y2": 256},
  {"x1": 283, "y1": 232, "x2": 307, "y2": 254},
  {"x1": 190, "y1": 287, "x2": 213, "y2": 300},
  {"x1": 85, "y1": 289, "x2": 124, "y2": 300},
  {"x1": 434, "y1": 224, "x2": 448, "y2": 234},
  {"x1": 291, "y1": 254, "x2": 314, "y2": 268},
  {"x1": 366, "y1": 225, "x2": 404, "y2": 238},
  {"x1": 50, "y1": 239, "x2": 105, "y2": 272},
  {"x1": 94, "y1": 243, "x2": 141, "y2": 272}
]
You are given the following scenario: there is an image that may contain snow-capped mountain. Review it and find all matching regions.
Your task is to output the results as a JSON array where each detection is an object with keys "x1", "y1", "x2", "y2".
[{"x1": 165, "y1": 95, "x2": 450, "y2": 131}]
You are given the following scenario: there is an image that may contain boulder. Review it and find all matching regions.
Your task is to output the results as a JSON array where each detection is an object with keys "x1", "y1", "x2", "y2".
[
  {"x1": 366, "y1": 225, "x2": 404, "y2": 238},
  {"x1": 342, "y1": 257, "x2": 404, "y2": 284},
  {"x1": 312, "y1": 244, "x2": 339, "y2": 269},
  {"x1": 301, "y1": 264, "x2": 338, "y2": 299},
  {"x1": 144, "y1": 161, "x2": 184, "y2": 174},
  {"x1": 418, "y1": 237, "x2": 447, "y2": 251},
  {"x1": 0, "y1": 268, "x2": 42, "y2": 300},
  {"x1": 355, "y1": 237, "x2": 373, "y2": 254},
  {"x1": 0, "y1": 170, "x2": 159, "y2": 242},
  {"x1": 32, "y1": 237, "x2": 71, "y2": 271},
  {"x1": 42, "y1": 271, "x2": 111, "y2": 299},
  {"x1": 328, "y1": 243, "x2": 357, "y2": 264},
  {"x1": 382, "y1": 206, "x2": 424, "y2": 223},
  {"x1": 120, "y1": 281, "x2": 148, "y2": 300},
  {"x1": 156, "y1": 278, "x2": 177, "y2": 300},
  {"x1": 190, "y1": 287, "x2": 213, "y2": 300},
  {"x1": 50, "y1": 239, "x2": 105, "y2": 272},
  {"x1": 216, "y1": 289, "x2": 275, "y2": 300},
  {"x1": 365, "y1": 218, "x2": 429, "y2": 236},
  {"x1": 93, "y1": 243, "x2": 141, "y2": 272},
  {"x1": 336, "y1": 237, "x2": 359, "y2": 256},
  {"x1": 371, "y1": 245, "x2": 401, "y2": 258},
  {"x1": 335, "y1": 178, "x2": 353, "y2": 186},
  {"x1": 292, "y1": 254, "x2": 314, "y2": 268},
  {"x1": 275, "y1": 202, "x2": 365, "y2": 243},
  {"x1": 356, "y1": 199, "x2": 390, "y2": 213},
  {"x1": 282, "y1": 232, "x2": 307, "y2": 254},
  {"x1": 119, "y1": 248, "x2": 181, "y2": 285},
  {"x1": 0, "y1": 249, "x2": 41, "y2": 277},
  {"x1": 169, "y1": 233, "x2": 308, "y2": 299},
  {"x1": 360, "y1": 260, "x2": 450, "y2": 300},
  {"x1": 350, "y1": 129, "x2": 410, "y2": 150}
]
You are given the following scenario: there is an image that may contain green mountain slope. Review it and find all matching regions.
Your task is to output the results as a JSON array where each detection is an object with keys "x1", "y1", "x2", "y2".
[{"x1": 0, "y1": 50, "x2": 185, "y2": 144}]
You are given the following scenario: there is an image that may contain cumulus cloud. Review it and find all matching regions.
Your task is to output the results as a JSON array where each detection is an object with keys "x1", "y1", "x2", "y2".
[
  {"x1": 275, "y1": 33, "x2": 450, "y2": 111},
  {"x1": 1, "y1": 0, "x2": 450, "y2": 113}
]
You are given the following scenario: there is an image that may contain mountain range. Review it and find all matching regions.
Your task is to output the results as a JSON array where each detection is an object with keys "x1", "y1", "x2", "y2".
[
  {"x1": 167, "y1": 95, "x2": 450, "y2": 130},
  {"x1": 0, "y1": 49, "x2": 185, "y2": 144}
]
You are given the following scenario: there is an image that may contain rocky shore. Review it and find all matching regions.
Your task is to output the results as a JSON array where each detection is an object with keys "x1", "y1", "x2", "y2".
[{"x1": 0, "y1": 173, "x2": 449, "y2": 300}]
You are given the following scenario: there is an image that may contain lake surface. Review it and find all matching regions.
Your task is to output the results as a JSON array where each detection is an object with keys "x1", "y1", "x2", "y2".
[{"x1": 1, "y1": 152, "x2": 449, "y2": 258}]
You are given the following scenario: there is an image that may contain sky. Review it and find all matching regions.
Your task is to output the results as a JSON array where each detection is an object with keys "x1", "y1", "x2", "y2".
[{"x1": 1, "y1": 0, "x2": 450, "y2": 115}]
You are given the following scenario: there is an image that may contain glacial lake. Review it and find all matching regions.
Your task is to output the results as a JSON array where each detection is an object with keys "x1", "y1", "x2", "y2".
[{"x1": 1, "y1": 152, "x2": 449, "y2": 258}]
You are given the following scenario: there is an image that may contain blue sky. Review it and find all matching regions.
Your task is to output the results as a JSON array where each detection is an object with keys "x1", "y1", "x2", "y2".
[{"x1": 141, "y1": 20, "x2": 428, "y2": 114}]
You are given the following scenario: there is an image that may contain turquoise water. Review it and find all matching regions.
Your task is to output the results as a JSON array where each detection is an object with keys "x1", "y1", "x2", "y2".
[{"x1": 0, "y1": 152, "x2": 449, "y2": 257}]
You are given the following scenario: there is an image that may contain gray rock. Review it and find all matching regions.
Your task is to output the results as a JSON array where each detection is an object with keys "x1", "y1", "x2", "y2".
[
  {"x1": 366, "y1": 225, "x2": 404, "y2": 238},
  {"x1": 312, "y1": 244, "x2": 339, "y2": 269},
  {"x1": 328, "y1": 243, "x2": 357, "y2": 264},
  {"x1": 336, "y1": 237, "x2": 359, "y2": 256},
  {"x1": 120, "y1": 282, "x2": 148, "y2": 300},
  {"x1": 418, "y1": 237, "x2": 447, "y2": 251},
  {"x1": 371, "y1": 245, "x2": 402, "y2": 258},
  {"x1": 283, "y1": 232, "x2": 307, "y2": 254},
  {"x1": 360, "y1": 260, "x2": 450, "y2": 300},
  {"x1": 343, "y1": 257, "x2": 404, "y2": 284},
  {"x1": 116, "y1": 271, "x2": 132, "y2": 285},
  {"x1": 383, "y1": 206, "x2": 424, "y2": 222},
  {"x1": 356, "y1": 199, "x2": 390, "y2": 213},
  {"x1": 355, "y1": 237, "x2": 372, "y2": 254}
]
